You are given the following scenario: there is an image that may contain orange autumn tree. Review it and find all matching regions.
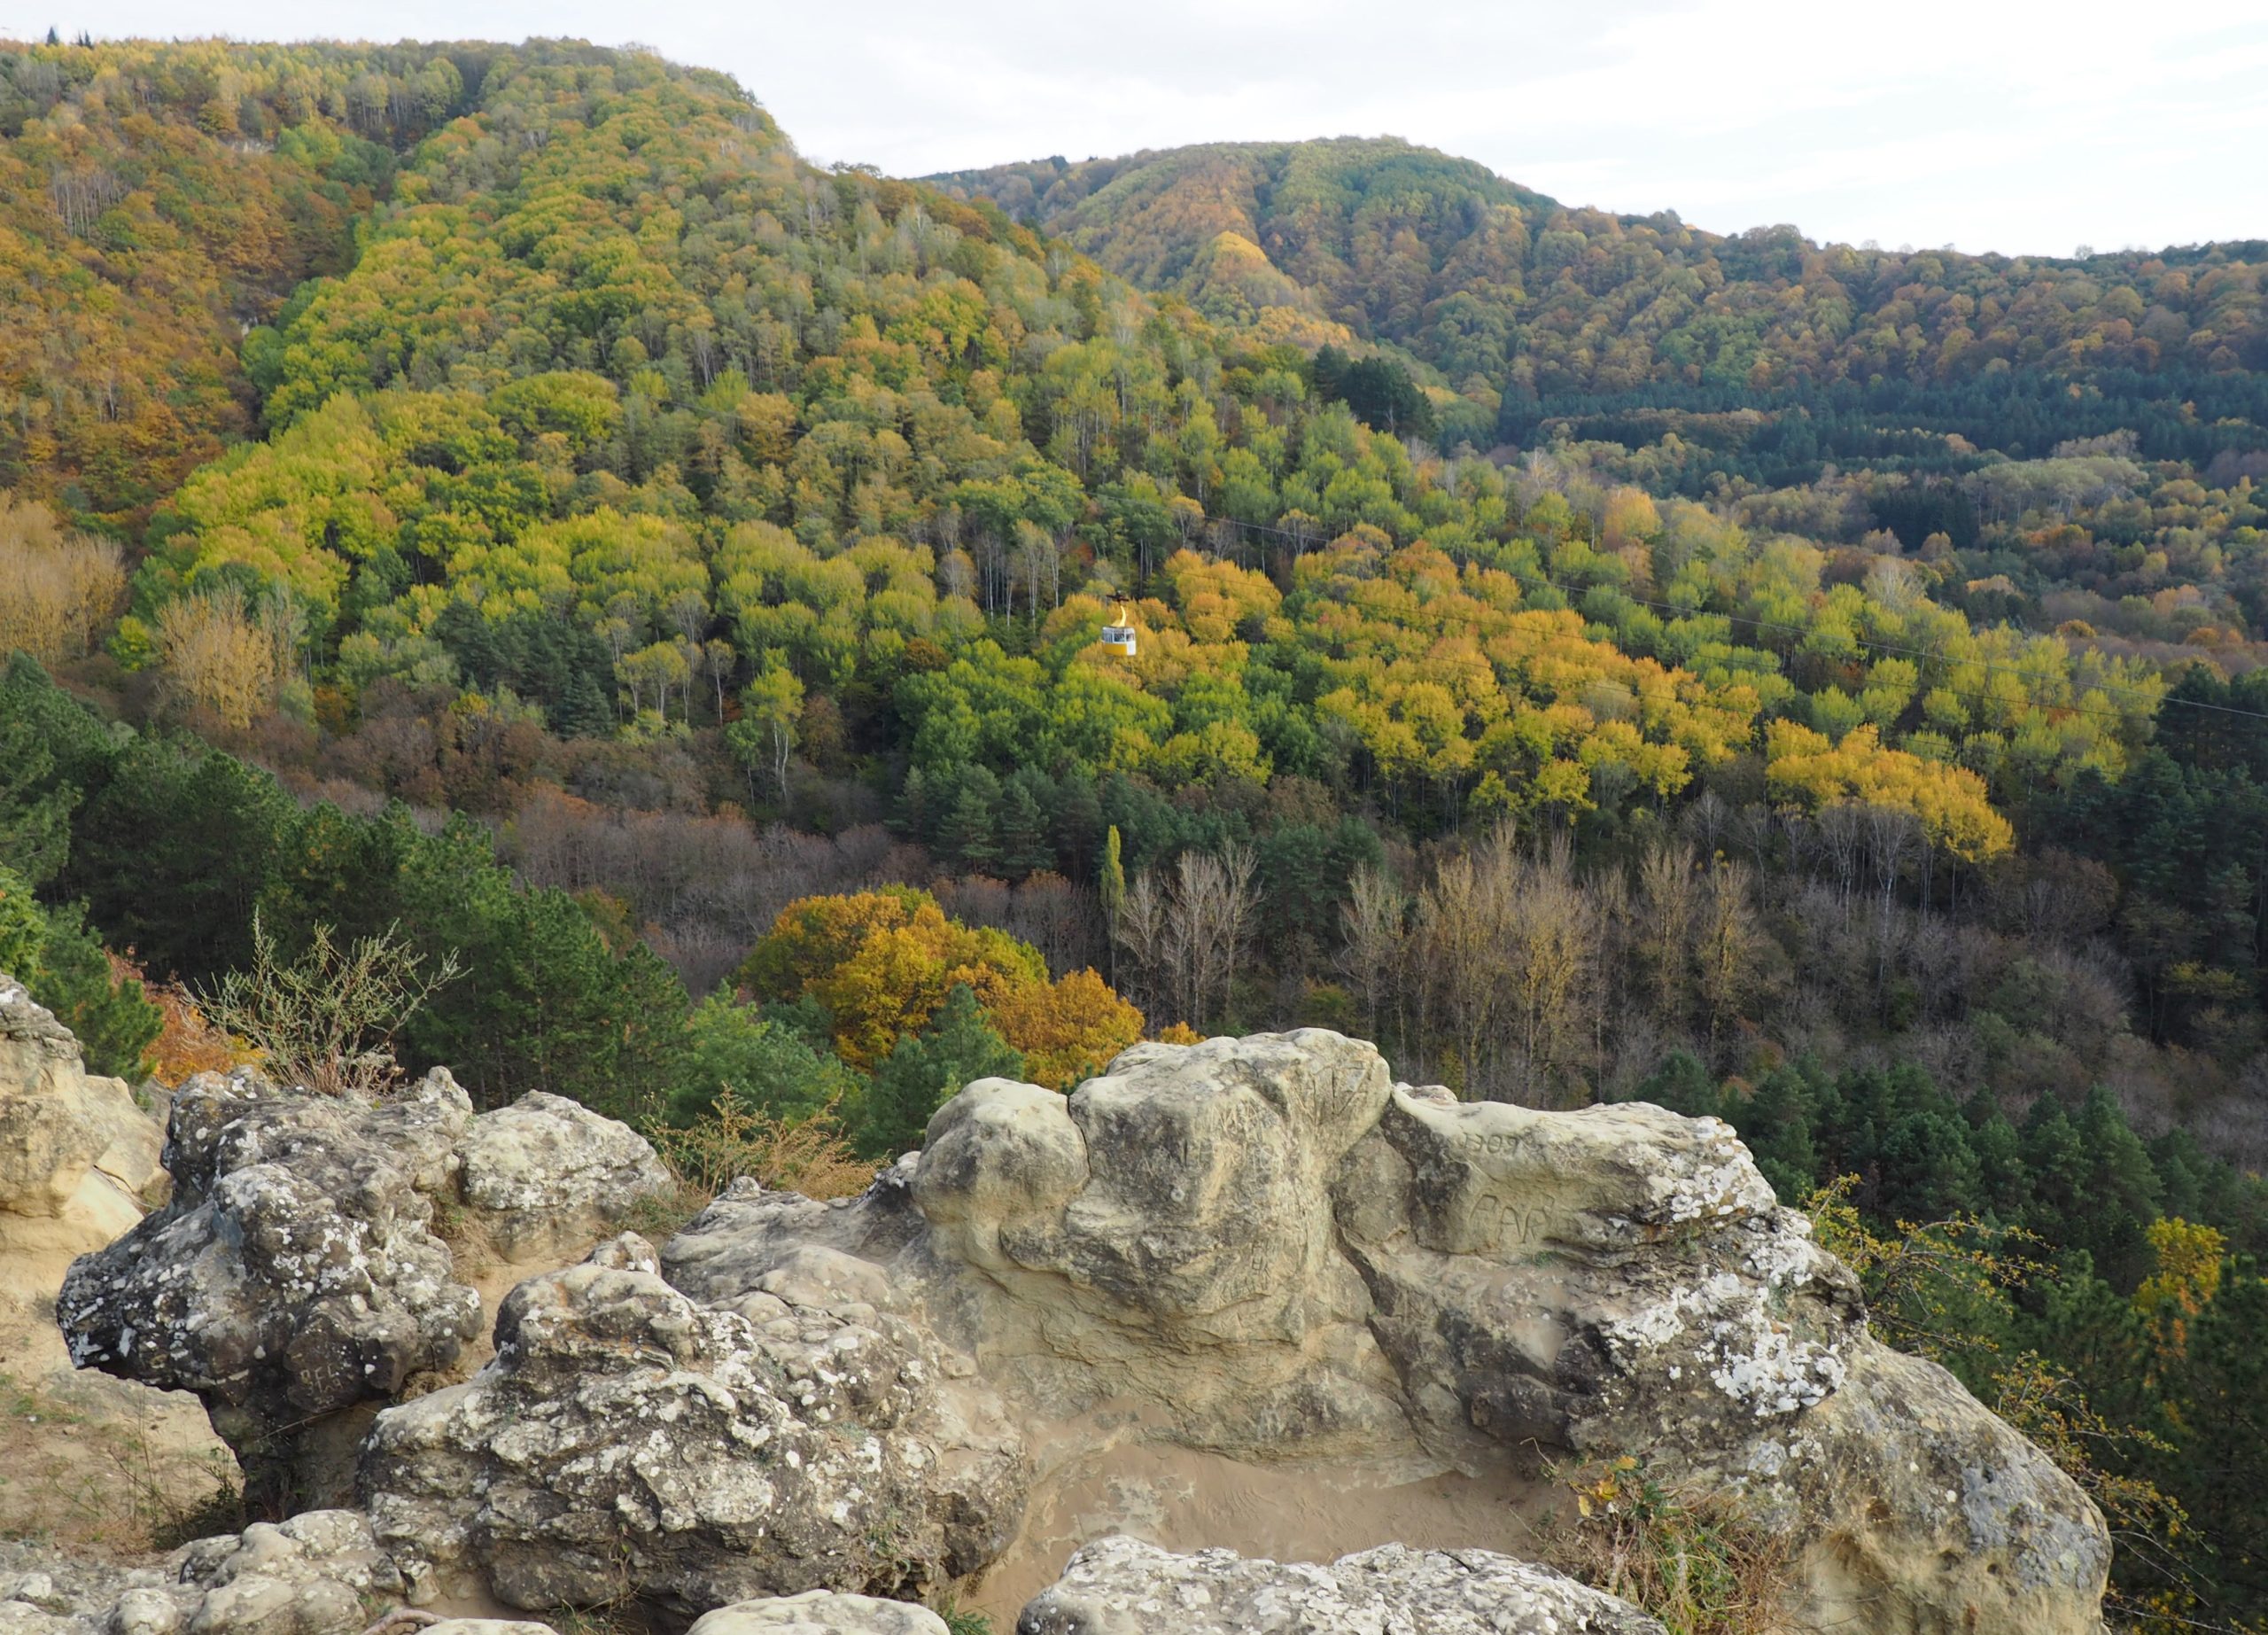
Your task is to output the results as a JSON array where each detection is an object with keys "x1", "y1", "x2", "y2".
[
  {"x1": 738, "y1": 887, "x2": 1141, "y2": 1086},
  {"x1": 988, "y1": 967, "x2": 1145, "y2": 1089}
]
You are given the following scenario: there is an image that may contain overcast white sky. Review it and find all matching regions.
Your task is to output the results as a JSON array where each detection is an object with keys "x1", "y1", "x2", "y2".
[{"x1": 13, "y1": 0, "x2": 2266, "y2": 256}]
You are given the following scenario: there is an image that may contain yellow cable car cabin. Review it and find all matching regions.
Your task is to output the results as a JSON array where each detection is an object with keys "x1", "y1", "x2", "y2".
[{"x1": 1099, "y1": 597, "x2": 1138, "y2": 657}]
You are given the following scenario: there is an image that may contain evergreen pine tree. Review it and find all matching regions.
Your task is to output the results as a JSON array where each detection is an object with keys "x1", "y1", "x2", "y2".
[
  {"x1": 859, "y1": 984, "x2": 1023, "y2": 1157},
  {"x1": 1740, "y1": 1065, "x2": 1820, "y2": 1202},
  {"x1": 555, "y1": 669, "x2": 611, "y2": 739},
  {"x1": 935, "y1": 768, "x2": 1002, "y2": 874},
  {"x1": 998, "y1": 770, "x2": 1056, "y2": 878},
  {"x1": 0, "y1": 712, "x2": 73, "y2": 889},
  {"x1": 1053, "y1": 772, "x2": 1104, "y2": 879}
]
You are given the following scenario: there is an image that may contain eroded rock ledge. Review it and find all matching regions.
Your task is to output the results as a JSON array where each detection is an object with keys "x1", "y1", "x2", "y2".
[
  {"x1": 0, "y1": 978, "x2": 164, "y2": 1278},
  {"x1": 649, "y1": 1031, "x2": 2109, "y2": 1635},
  {"x1": 56, "y1": 1029, "x2": 2109, "y2": 1635},
  {"x1": 361, "y1": 1232, "x2": 1024, "y2": 1616}
]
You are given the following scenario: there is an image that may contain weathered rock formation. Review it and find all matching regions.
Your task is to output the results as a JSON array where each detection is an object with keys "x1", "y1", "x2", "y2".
[
  {"x1": 0, "y1": 1556, "x2": 952, "y2": 1635},
  {"x1": 0, "y1": 979, "x2": 232, "y2": 1544},
  {"x1": 58, "y1": 1027, "x2": 2109, "y2": 1635},
  {"x1": 1016, "y1": 1536, "x2": 1666, "y2": 1635},
  {"x1": 0, "y1": 979, "x2": 163, "y2": 1284},
  {"x1": 688, "y1": 1592, "x2": 951, "y2": 1635},
  {"x1": 650, "y1": 1032, "x2": 2109, "y2": 1635},
  {"x1": 361, "y1": 1233, "x2": 1024, "y2": 1616},
  {"x1": 0, "y1": 1512, "x2": 403, "y2": 1635},
  {"x1": 456, "y1": 1091, "x2": 677, "y2": 1260},
  {"x1": 58, "y1": 1068, "x2": 671, "y2": 1505}
]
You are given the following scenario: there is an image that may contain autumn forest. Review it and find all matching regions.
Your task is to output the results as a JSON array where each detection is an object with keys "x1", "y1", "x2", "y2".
[{"x1": 3, "y1": 35, "x2": 2267, "y2": 1626}]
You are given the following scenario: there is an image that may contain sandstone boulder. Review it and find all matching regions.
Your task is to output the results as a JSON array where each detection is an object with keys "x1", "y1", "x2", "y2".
[
  {"x1": 57, "y1": 1068, "x2": 485, "y2": 1504},
  {"x1": 0, "y1": 1513, "x2": 405, "y2": 1635},
  {"x1": 687, "y1": 1592, "x2": 949, "y2": 1635},
  {"x1": 0, "y1": 980, "x2": 232, "y2": 1545},
  {"x1": 454, "y1": 1091, "x2": 672, "y2": 1259},
  {"x1": 169, "y1": 1510, "x2": 408, "y2": 1635},
  {"x1": 1014, "y1": 1536, "x2": 1664, "y2": 1635},
  {"x1": 0, "y1": 979, "x2": 162, "y2": 1281},
  {"x1": 57, "y1": 1070, "x2": 674, "y2": 1507},
  {"x1": 60, "y1": 1029, "x2": 2106, "y2": 1635},
  {"x1": 656, "y1": 1031, "x2": 2109, "y2": 1635},
  {"x1": 359, "y1": 1234, "x2": 1026, "y2": 1618}
]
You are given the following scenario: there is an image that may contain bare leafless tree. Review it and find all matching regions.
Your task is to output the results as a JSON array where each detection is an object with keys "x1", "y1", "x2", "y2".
[
  {"x1": 1635, "y1": 839, "x2": 1699, "y2": 1026},
  {"x1": 1161, "y1": 844, "x2": 1258, "y2": 1030},
  {"x1": 1697, "y1": 856, "x2": 1765, "y2": 1064},
  {"x1": 1416, "y1": 825, "x2": 1518, "y2": 1094},
  {"x1": 1112, "y1": 868, "x2": 1170, "y2": 1019},
  {"x1": 1338, "y1": 863, "x2": 1408, "y2": 1044},
  {"x1": 1111, "y1": 845, "x2": 1259, "y2": 1031},
  {"x1": 1497, "y1": 837, "x2": 1601, "y2": 1103}
]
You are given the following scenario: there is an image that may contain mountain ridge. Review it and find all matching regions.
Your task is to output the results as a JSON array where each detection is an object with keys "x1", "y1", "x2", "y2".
[{"x1": 926, "y1": 134, "x2": 2268, "y2": 455}]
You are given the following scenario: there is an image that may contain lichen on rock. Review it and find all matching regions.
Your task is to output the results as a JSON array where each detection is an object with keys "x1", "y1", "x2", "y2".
[
  {"x1": 688, "y1": 1591, "x2": 950, "y2": 1635},
  {"x1": 50, "y1": 1026, "x2": 2109, "y2": 1635},
  {"x1": 1014, "y1": 1536, "x2": 1666, "y2": 1635},
  {"x1": 660, "y1": 1030, "x2": 2111, "y2": 1635},
  {"x1": 358, "y1": 1234, "x2": 1027, "y2": 1618},
  {"x1": 55, "y1": 1068, "x2": 673, "y2": 1507},
  {"x1": 454, "y1": 1091, "x2": 672, "y2": 1260},
  {"x1": 56, "y1": 1068, "x2": 485, "y2": 1502},
  {"x1": 0, "y1": 1512, "x2": 405, "y2": 1635}
]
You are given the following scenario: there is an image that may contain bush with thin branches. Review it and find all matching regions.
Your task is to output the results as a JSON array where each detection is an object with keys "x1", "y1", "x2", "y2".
[{"x1": 199, "y1": 911, "x2": 461, "y2": 1097}]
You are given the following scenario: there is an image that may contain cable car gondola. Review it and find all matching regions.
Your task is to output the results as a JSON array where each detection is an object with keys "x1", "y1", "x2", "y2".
[{"x1": 1099, "y1": 596, "x2": 1139, "y2": 658}]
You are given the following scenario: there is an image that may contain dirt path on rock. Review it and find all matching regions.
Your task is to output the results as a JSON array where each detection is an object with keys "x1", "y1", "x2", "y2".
[{"x1": 965, "y1": 1399, "x2": 1564, "y2": 1624}]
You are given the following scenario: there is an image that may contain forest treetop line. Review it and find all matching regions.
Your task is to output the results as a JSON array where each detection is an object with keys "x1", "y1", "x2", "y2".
[{"x1": 0, "y1": 33, "x2": 2256, "y2": 1000}]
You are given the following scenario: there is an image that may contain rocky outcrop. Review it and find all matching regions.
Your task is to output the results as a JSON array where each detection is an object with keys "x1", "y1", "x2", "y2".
[
  {"x1": 1778, "y1": 1343, "x2": 2117, "y2": 1633},
  {"x1": 58, "y1": 1027, "x2": 2108, "y2": 1635},
  {"x1": 1015, "y1": 1536, "x2": 1666, "y2": 1635},
  {"x1": 361, "y1": 1234, "x2": 1024, "y2": 1617},
  {"x1": 454, "y1": 1091, "x2": 672, "y2": 1259},
  {"x1": 0, "y1": 979, "x2": 163, "y2": 1285},
  {"x1": 57, "y1": 1069, "x2": 672, "y2": 1507},
  {"x1": 652, "y1": 1032, "x2": 2109, "y2": 1635},
  {"x1": 0, "y1": 980, "x2": 230, "y2": 1546},
  {"x1": 58, "y1": 1068, "x2": 485, "y2": 1505}
]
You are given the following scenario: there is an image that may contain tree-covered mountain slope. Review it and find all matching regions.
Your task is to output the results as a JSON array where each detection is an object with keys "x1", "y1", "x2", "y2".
[
  {"x1": 4, "y1": 39, "x2": 2268, "y2": 1615},
  {"x1": 926, "y1": 137, "x2": 2268, "y2": 466},
  {"x1": 0, "y1": 41, "x2": 495, "y2": 529}
]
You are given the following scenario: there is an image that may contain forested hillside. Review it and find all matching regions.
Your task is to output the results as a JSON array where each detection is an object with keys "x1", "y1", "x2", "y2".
[
  {"x1": 928, "y1": 139, "x2": 2268, "y2": 451},
  {"x1": 0, "y1": 42, "x2": 488, "y2": 528},
  {"x1": 4, "y1": 35, "x2": 2268, "y2": 1624}
]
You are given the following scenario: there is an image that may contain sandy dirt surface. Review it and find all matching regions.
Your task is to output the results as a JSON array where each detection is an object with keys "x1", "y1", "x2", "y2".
[
  {"x1": 966, "y1": 1398, "x2": 1561, "y2": 1624},
  {"x1": 0, "y1": 1285, "x2": 237, "y2": 1553}
]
